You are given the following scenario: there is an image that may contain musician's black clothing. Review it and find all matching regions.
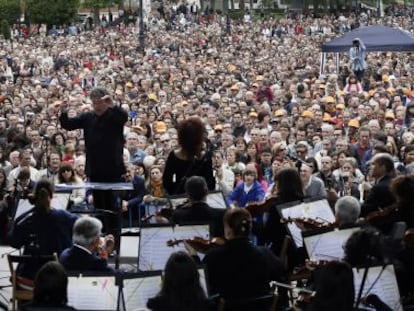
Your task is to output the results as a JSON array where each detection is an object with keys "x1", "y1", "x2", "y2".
[{"x1": 203, "y1": 237, "x2": 287, "y2": 301}]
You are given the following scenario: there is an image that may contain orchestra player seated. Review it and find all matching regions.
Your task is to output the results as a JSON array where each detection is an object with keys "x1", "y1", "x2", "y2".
[
  {"x1": 59, "y1": 216, "x2": 114, "y2": 273},
  {"x1": 334, "y1": 196, "x2": 361, "y2": 227},
  {"x1": 22, "y1": 262, "x2": 75, "y2": 311},
  {"x1": 360, "y1": 153, "x2": 396, "y2": 217},
  {"x1": 147, "y1": 251, "x2": 214, "y2": 311},
  {"x1": 186, "y1": 208, "x2": 288, "y2": 309},
  {"x1": 172, "y1": 176, "x2": 225, "y2": 237}
]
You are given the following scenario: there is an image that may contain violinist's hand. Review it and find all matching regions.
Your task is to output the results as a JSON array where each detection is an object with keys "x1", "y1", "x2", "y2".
[
  {"x1": 183, "y1": 240, "x2": 197, "y2": 256},
  {"x1": 104, "y1": 234, "x2": 115, "y2": 254}
]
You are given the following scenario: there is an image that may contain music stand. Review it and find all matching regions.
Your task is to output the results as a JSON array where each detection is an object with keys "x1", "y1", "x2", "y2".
[
  {"x1": 302, "y1": 226, "x2": 360, "y2": 261},
  {"x1": 67, "y1": 272, "x2": 118, "y2": 310},
  {"x1": 138, "y1": 223, "x2": 210, "y2": 271},
  {"x1": 276, "y1": 198, "x2": 336, "y2": 248}
]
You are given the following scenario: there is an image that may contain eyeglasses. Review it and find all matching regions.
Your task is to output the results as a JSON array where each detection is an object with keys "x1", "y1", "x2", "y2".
[{"x1": 161, "y1": 139, "x2": 170, "y2": 143}]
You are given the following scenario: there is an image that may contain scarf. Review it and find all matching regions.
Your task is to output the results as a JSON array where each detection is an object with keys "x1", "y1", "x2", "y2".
[{"x1": 151, "y1": 179, "x2": 164, "y2": 198}]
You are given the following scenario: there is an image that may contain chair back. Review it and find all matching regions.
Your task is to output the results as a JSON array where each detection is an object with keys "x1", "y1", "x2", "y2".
[{"x1": 7, "y1": 253, "x2": 58, "y2": 311}]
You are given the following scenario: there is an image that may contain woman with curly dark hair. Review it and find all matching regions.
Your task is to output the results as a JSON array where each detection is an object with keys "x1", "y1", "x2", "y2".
[{"x1": 163, "y1": 117, "x2": 215, "y2": 195}]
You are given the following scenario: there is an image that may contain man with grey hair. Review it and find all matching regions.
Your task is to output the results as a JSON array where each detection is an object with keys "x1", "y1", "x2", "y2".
[
  {"x1": 59, "y1": 216, "x2": 114, "y2": 273},
  {"x1": 335, "y1": 196, "x2": 361, "y2": 226}
]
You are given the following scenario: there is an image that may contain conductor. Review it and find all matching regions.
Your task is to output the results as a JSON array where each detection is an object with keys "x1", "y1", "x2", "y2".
[{"x1": 59, "y1": 87, "x2": 128, "y2": 235}]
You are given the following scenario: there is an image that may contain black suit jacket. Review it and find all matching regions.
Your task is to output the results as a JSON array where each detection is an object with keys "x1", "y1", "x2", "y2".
[
  {"x1": 203, "y1": 238, "x2": 286, "y2": 300},
  {"x1": 59, "y1": 245, "x2": 114, "y2": 273},
  {"x1": 60, "y1": 106, "x2": 127, "y2": 182},
  {"x1": 361, "y1": 175, "x2": 395, "y2": 217},
  {"x1": 172, "y1": 202, "x2": 225, "y2": 237}
]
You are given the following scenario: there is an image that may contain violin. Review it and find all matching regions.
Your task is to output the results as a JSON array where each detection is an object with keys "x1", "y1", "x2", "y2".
[
  {"x1": 245, "y1": 196, "x2": 278, "y2": 217},
  {"x1": 280, "y1": 217, "x2": 333, "y2": 231},
  {"x1": 166, "y1": 236, "x2": 226, "y2": 253},
  {"x1": 363, "y1": 204, "x2": 398, "y2": 224}
]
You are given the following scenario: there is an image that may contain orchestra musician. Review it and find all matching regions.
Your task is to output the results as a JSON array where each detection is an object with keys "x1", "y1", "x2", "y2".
[
  {"x1": 264, "y1": 168, "x2": 305, "y2": 260},
  {"x1": 360, "y1": 153, "x2": 396, "y2": 217},
  {"x1": 59, "y1": 216, "x2": 115, "y2": 273},
  {"x1": 172, "y1": 176, "x2": 225, "y2": 237},
  {"x1": 185, "y1": 208, "x2": 288, "y2": 309},
  {"x1": 8, "y1": 178, "x2": 78, "y2": 279}
]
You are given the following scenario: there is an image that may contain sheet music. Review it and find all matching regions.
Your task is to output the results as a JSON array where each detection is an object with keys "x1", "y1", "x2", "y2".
[
  {"x1": 123, "y1": 274, "x2": 161, "y2": 310},
  {"x1": 206, "y1": 191, "x2": 228, "y2": 209},
  {"x1": 120, "y1": 236, "x2": 140, "y2": 258},
  {"x1": 139, "y1": 225, "x2": 210, "y2": 271},
  {"x1": 353, "y1": 265, "x2": 403, "y2": 311},
  {"x1": 169, "y1": 196, "x2": 188, "y2": 209},
  {"x1": 51, "y1": 193, "x2": 71, "y2": 210},
  {"x1": 67, "y1": 276, "x2": 118, "y2": 310},
  {"x1": 14, "y1": 199, "x2": 32, "y2": 220},
  {"x1": 279, "y1": 199, "x2": 335, "y2": 248},
  {"x1": 303, "y1": 227, "x2": 360, "y2": 261}
]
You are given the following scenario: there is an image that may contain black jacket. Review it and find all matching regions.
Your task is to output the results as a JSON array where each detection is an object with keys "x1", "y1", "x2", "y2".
[
  {"x1": 59, "y1": 106, "x2": 128, "y2": 182},
  {"x1": 172, "y1": 202, "x2": 225, "y2": 237},
  {"x1": 203, "y1": 238, "x2": 286, "y2": 300},
  {"x1": 360, "y1": 175, "x2": 395, "y2": 217}
]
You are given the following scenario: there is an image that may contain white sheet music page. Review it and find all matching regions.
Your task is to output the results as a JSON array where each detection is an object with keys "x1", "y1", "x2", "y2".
[
  {"x1": 353, "y1": 265, "x2": 403, "y2": 311},
  {"x1": 206, "y1": 192, "x2": 227, "y2": 209},
  {"x1": 120, "y1": 236, "x2": 140, "y2": 259},
  {"x1": 67, "y1": 276, "x2": 117, "y2": 310},
  {"x1": 138, "y1": 225, "x2": 209, "y2": 271},
  {"x1": 123, "y1": 275, "x2": 161, "y2": 310},
  {"x1": 51, "y1": 193, "x2": 71, "y2": 210},
  {"x1": 14, "y1": 199, "x2": 32, "y2": 220},
  {"x1": 281, "y1": 199, "x2": 335, "y2": 248},
  {"x1": 304, "y1": 227, "x2": 360, "y2": 261}
]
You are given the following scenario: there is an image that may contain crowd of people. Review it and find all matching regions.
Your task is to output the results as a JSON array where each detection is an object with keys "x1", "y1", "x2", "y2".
[{"x1": 1, "y1": 4, "x2": 414, "y2": 310}]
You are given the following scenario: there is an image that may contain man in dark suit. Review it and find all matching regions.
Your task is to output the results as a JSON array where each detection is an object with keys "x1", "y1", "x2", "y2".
[
  {"x1": 172, "y1": 176, "x2": 225, "y2": 237},
  {"x1": 59, "y1": 216, "x2": 114, "y2": 273},
  {"x1": 60, "y1": 87, "x2": 128, "y2": 236},
  {"x1": 360, "y1": 153, "x2": 396, "y2": 217}
]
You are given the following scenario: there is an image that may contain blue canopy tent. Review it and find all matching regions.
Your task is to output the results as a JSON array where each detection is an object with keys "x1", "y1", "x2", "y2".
[{"x1": 319, "y1": 25, "x2": 414, "y2": 75}]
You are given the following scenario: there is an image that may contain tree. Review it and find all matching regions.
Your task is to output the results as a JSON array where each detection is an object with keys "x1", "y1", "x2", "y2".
[
  {"x1": 82, "y1": 0, "x2": 123, "y2": 25},
  {"x1": 0, "y1": 0, "x2": 20, "y2": 25},
  {"x1": 0, "y1": 19, "x2": 11, "y2": 40},
  {"x1": 26, "y1": 0, "x2": 79, "y2": 29}
]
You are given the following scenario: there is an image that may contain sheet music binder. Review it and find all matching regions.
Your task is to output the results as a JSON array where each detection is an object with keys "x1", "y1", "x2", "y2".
[
  {"x1": 138, "y1": 223, "x2": 210, "y2": 271},
  {"x1": 276, "y1": 198, "x2": 336, "y2": 248},
  {"x1": 302, "y1": 225, "x2": 361, "y2": 261}
]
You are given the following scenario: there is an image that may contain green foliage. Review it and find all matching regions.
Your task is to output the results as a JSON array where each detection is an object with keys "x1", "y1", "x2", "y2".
[
  {"x1": 82, "y1": 0, "x2": 123, "y2": 10},
  {"x1": 0, "y1": 0, "x2": 20, "y2": 24},
  {"x1": 0, "y1": 19, "x2": 11, "y2": 40},
  {"x1": 26, "y1": 0, "x2": 79, "y2": 27}
]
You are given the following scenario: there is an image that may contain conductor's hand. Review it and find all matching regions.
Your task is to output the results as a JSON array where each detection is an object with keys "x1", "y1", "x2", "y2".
[{"x1": 102, "y1": 95, "x2": 114, "y2": 108}]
